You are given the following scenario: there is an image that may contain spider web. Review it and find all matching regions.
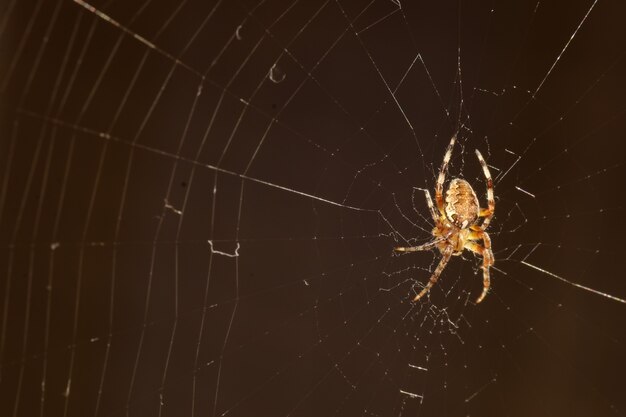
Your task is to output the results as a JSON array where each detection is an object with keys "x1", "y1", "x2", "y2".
[{"x1": 1, "y1": 0, "x2": 626, "y2": 416}]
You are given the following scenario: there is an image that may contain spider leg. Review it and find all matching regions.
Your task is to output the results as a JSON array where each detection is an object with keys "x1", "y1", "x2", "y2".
[
  {"x1": 414, "y1": 187, "x2": 438, "y2": 223},
  {"x1": 413, "y1": 246, "x2": 453, "y2": 302},
  {"x1": 435, "y1": 134, "x2": 457, "y2": 216},
  {"x1": 394, "y1": 239, "x2": 441, "y2": 253},
  {"x1": 474, "y1": 149, "x2": 495, "y2": 230},
  {"x1": 465, "y1": 231, "x2": 494, "y2": 303}
]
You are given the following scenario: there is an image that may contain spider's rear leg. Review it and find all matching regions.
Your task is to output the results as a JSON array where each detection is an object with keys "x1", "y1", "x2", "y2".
[
  {"x1": 412, "y1": 246, "x2": 453, "y2": 302},
  {"x1": 465, "y1": 238, "x2": 494, "y2": 303}
]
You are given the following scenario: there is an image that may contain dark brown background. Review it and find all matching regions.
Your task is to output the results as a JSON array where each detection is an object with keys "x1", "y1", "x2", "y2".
[{"x1": 1, "y1": 0, "x2": 626, "y2": 416}]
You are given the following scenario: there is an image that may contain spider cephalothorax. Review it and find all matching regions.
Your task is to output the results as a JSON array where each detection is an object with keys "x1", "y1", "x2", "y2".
[{"x1": 395, "y1": 135, "x2": 495, "y2": 303}]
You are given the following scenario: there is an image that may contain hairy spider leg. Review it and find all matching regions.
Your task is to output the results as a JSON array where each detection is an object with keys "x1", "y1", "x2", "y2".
[
  {"x1": 415, "y1": 187, "x2": 438, "y2": 223},
  {"x1": 435, "y1": 134, "x2": 457, "y2": 216},
  {"x1": 395, "y1": 187, "x2": 444, "y2": 253},
  {"x1": 413, "y1": 246, "x2": 454, "y2": 302},
  {"x1": 394, "y1": 238, "x2": 442, "y2": 253},
  {"x1": 475, "y1": 149, "x2": 495, "y2": 230},
  {"x1": 465, "y1": 231, "x2": 493, "y2": 303}
]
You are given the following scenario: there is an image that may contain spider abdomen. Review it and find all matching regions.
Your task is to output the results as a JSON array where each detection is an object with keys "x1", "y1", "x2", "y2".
[{"x1": 445, "y1": 179, "x2": 479, "y2": 228}]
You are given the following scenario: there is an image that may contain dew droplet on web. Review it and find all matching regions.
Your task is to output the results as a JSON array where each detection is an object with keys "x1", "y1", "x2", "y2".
[
  {"x1": 268, "y1": 63, "x2": 286, "y2": 83},
  {"x1": 235, "y1": 25, "x2": 243, "y2": 40}
]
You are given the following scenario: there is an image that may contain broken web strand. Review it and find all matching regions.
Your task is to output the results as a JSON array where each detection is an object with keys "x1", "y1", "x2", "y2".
[
  {"x1": 84, "y1": 1, "x2": 390, "y2": 414},
  {"x1": 192, "y1": 1, "x2": 424, "y2": 415},
  {"x1": 273, "y1": 2, "x2": 446, "y2": 409},
  {"x1": 20, "y1": 4, "x2": 360, "y2": 416},
  {"x1": 229, "y1": 4, "x2": 454, "y2": 394},
  {"x1": 78, "y1": 2, "x2": 218, "y2": 415},
  {"x1": 5, "y1": 1, "x2": 231, "y2": 416},
  {"x1": 202, "y1": 1, "x2": 446, "y2": 412},
  {"x1": 196, "y1": 8, "x2": 468, "y2": 400},
  {"x1": 72, "y1": 1, "x2": 249, "y2": 416},
  {"x1": 40, "y1": 13, "x2": 400, "y2": 416},
  {"x1": 156, "y1": 4, "x2": 410, "y2": 416}
]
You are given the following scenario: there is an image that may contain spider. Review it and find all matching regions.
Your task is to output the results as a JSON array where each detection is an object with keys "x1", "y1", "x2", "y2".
[{"x1": 395, "y1": 134, "x2": 495, "y2": 303}]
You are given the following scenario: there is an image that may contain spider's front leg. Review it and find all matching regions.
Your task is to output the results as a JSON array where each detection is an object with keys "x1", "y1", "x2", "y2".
[
  {"x1": 435, "y1": 134, "x2": 457, "y2": 216},
  {"x1": 475, "y1": 149, "x2": 495, "y2": 229},
  {"x1": 413, "y1": 187, "x2": 438, "y2": 224}
]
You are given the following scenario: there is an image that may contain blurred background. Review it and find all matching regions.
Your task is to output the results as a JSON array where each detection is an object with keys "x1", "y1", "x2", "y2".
[{"x1": 1, "y1": 0, "x2": 626, "y2": 416}]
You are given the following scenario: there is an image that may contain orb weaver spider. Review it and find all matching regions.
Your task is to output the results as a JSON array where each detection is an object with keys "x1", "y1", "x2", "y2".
[{"x1": 395, "y1": 134, "x2": 495, "y2": 303}]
